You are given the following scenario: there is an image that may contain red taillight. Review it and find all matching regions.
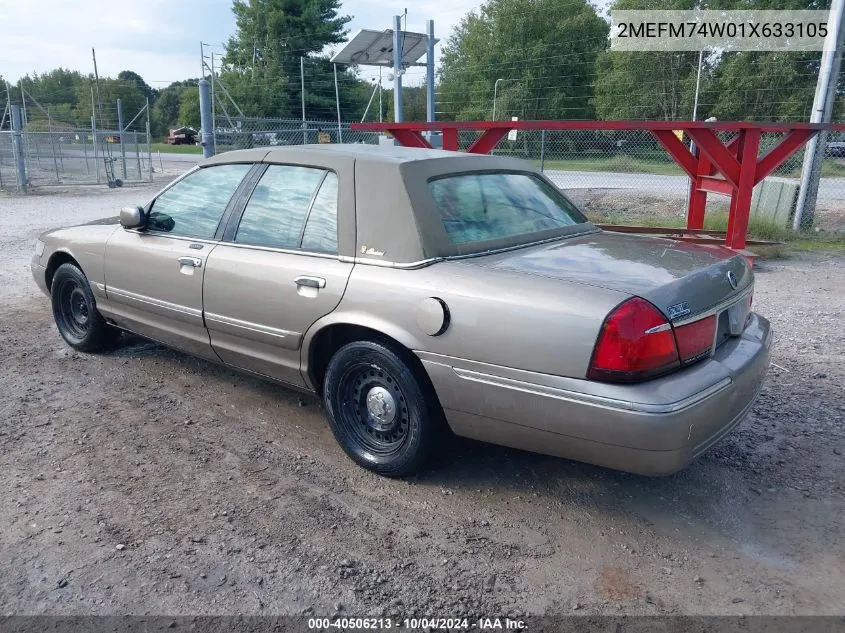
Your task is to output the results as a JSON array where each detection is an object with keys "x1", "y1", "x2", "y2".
[
  {"x1": 674, "y1": 315, "x2": 717, "y2": 363},
  {"x1": 588, "y1": 298, "x2": 680, "y2": 382}
]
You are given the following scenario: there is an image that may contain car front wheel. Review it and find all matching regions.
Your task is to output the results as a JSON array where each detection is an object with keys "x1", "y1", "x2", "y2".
[
  {"x1": 51, "y1": 262, "x2": 120, "y2": 352},
  {"x1": 323, "y1": 340, "x2": 440, "y2": 477}
]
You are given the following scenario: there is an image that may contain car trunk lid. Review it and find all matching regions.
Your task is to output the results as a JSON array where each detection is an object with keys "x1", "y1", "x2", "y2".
[{"x1": 467, "y1": 230, "x2": 752, "y2": 322}]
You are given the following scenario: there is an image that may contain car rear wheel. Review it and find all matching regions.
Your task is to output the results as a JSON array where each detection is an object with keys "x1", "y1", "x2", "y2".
[
  {"x1": 51, "y1": 263, "x2": 120, "y2": 352},
  {"x1": 323, "y1": 340, "x2": 439, "y2": 477}
]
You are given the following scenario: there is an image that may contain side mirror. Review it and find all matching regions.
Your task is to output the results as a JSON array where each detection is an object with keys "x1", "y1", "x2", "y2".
[{"x1": 120, "y1": 206, "x2": 147, "y2": 229}]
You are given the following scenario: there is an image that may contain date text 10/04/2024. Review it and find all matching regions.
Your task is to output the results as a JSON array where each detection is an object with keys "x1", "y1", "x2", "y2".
[{"x1": 307, "y1": 617, "x2": 527, "y2": 630}]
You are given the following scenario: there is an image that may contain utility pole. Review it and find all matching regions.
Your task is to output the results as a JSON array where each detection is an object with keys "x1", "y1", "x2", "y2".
[
  {"x1": 426, "y1": 19, "x2": 435, "y2": 124},
  {"x1": 146, "y1": 97, "x2": 153, "y2": 182},
  {"x1": 10, "y1": 104, "x2": 26, "y2": 192},
  {"x1": 91, "y1": 88, "x2": 100, "y2": 183},
  {"x1": 301, "y1": 57, "x2": 307, "y2": 144},
  {"x1": 199, "y1": 79, "x2": 213, "y2": 159},
  {"x1": 392, "y1": 14, "x2": 404, "y2": 123},
  {"x1": 794, "y1": 0, "x2": 845, "y2": 229},
  {"x1": 692, "y1": 49, "x2": 704, "y2": 122},
  {"x1": 333, "y1": 64, "x2": 343, "y2": 142},
  {"x1": 18, "y1": 79, "x2": 28, "y2": 127},
  {"x1": 1, "y1": 81, "x2": 10, "y2": 130},
  {"x1": 210, "y1": 51, "x2": 217, "y2": 154},
  {"x1": 117, "y1": 98, "x2": 127, "y2": 179}
]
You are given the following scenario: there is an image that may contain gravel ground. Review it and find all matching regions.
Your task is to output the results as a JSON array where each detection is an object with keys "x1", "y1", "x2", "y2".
[{"x1": 0, "y1": 185, "x2": 844, "y2": 617}]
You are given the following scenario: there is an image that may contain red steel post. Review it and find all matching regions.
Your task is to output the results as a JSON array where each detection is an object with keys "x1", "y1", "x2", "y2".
[
  {"x1": 442, "y1": 128, "x2": 459, "y2": 151},
  {"x1": 688, "y1": 149, "x2": 711, "y2": 230},
  {"x1": 726, "y1": 128, "x2": 761, "y2": 250}
]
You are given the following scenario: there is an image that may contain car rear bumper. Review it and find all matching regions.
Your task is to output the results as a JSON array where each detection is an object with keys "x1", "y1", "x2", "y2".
[{"x1": 418, "y1": 313, "x2": 772, "y2": 476}]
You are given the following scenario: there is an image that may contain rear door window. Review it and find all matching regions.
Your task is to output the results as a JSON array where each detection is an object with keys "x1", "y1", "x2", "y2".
[
  {"x1": 300, "y1": 172, "x2": 339, "y2": 253},
  {"x1": 235, "y1": 165, "x2": 329, "y2": 250}
]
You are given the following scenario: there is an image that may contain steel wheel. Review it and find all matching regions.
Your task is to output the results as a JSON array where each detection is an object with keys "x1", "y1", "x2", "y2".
[
  {"x1": 56, "y1": 277, "x2": 91, "y2": 341},
  {"x1": 50, "y1": 262, "x2": 120, "y2": 352},
  {"x1": 323, "y1": 339, "x2": 442, "y2": 477},
  {"x1": 337, "y1": 362, "x2": 411, "y2": 459}
]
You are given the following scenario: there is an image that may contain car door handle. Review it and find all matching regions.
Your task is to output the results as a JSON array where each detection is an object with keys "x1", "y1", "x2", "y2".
[
  {"x1": 294, "y1": 275, "x2": 326, "y2": 289},
  {"x1": 178, "y1": 256, "x2": 202, "y2": 268}
]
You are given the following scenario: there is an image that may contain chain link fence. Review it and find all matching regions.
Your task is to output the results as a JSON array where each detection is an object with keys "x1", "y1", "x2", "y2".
[
  {"x1": 15, "y1": 128, "x2": 152, "y2": 187},
  {"x1": 0, "y1": 130, "x2": 17, "y2": 192},
  {"x1": 0, "y1": 100, "x2": 154, "y2": 193},
  {"x1": 213, "y1": 116, "x2": 381, "y2": 151},
  {"x1": 477, "y1": 128, "x2": 845, "y2": 233}
]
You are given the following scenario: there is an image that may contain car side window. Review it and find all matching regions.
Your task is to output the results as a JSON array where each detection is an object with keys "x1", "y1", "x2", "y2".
[
  {"x1": 300, "y1": 172, "x2": 339, "y2": 253},
  {"x1": 147, "y1": 164, "x2": 251, "y2": 238},
  {"x1": 235, "y1": 165, "x2": 326, "y2": 249}
]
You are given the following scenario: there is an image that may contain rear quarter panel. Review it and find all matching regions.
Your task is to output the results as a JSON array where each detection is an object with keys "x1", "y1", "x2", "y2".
[{"x1": 305, "y1": 259, "x2": 630, "y2": 379}]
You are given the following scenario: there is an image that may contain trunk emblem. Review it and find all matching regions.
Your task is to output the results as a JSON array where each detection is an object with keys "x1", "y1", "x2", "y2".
[
  {"x1": 667, "y1": 302, "x2": 691, "y2": 319},
  {"x1": 727, "y1": 271, "x2": 738, "y2": 290}
]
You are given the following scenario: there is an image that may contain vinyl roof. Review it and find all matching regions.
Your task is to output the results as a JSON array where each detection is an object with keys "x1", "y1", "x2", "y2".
[
  {"x1": 201, "y1": 143, "x2": 491, "y2": 166},
  {"x1": 270, "y1": 144, "x2": 468, "y2": 164}
]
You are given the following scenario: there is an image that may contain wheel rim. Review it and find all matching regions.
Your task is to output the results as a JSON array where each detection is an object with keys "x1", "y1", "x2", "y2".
[
  {"x1": 57, "y1": 278, "x2": 90, "y2": 340},
  {"x1": 337, "y1": 362, "x2": 410, "y2": 458}
]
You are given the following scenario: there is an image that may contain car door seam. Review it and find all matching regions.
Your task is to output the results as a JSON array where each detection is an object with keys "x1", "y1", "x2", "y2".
[{"x1": 296, "y1": 170, "x2": 330, "y2": 249}]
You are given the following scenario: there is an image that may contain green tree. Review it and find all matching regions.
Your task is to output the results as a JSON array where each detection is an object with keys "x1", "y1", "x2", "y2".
[
  {"x1": 178, "y1": 88, "x2": 201, "y2": 129},
  {"x1": 221, "y1": 0, "x2": 352, "y2": 118},
  {"x1": 704, "y1": 52, "x2": 821, "y2": 121},
  {"x1": 118, "y1": 70, "x2": 157, "y2": 105},
  {"x1": 74, "y1": 76, "x2": 147, "y2": 130},
  {"x1": 437, "y1": 0, "x2": 608, "y2": 121},
  {"x1": 594, "y1": 50, "x2": 703, "y2": 120},
  {"x1": 382, "y1": 86, "x2": 430, "y2": 122},
  {"x1": 152, "y1": 87, "x2": 183, "y2": 137},
  {"x1": 594, "y1": 0, "x2": 830, "y2": 121},
  {"x1": 593, "y1": 0, "x2": 701, "y2": 121}
]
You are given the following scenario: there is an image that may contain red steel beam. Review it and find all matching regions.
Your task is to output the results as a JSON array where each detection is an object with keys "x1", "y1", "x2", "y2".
[
  {"x1": 353, "y1": 120, "x2": 845, "y2": 133},
  {"x1": 467, "y1": 128, "x2": 512, "y2": 154},
  {"x1": 652, "y1": 130, "x2": 699, "y2": 178},
  {"x1": 697, "y1": 176, "x2": 735, "y2": 196},
  {"x1": 754, "y1": 128, "x2": 817, "y2": 184},
  {"x1": 387, "y1": 129, "x2": 432, "y2": 149},
  {"x1": 685, "y1": 128, "x2": 741, "y2": 187}
]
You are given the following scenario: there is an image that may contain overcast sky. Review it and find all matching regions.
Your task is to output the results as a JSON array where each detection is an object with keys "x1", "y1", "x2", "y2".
[{"x1": 0, "y1": 0, "x2": 496, "y2": 88}]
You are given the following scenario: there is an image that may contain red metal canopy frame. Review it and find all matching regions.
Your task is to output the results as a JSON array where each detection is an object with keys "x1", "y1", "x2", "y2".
[{"x1": 352, "y1": 120, "x2": 845, "y2": 253}]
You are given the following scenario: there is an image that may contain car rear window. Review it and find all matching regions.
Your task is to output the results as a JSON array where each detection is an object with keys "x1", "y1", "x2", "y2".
[{"x1": 428, "y1": 172, "x2": 586, "y2": 246}]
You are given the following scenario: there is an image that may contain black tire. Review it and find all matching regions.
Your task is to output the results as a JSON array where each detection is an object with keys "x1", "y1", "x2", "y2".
[
  {"x1": 323, "y1": 340, "x2": 440, "y2": 477},
  {"x1": 50, "y1": 262, "x2": 120, "y2": 352}
]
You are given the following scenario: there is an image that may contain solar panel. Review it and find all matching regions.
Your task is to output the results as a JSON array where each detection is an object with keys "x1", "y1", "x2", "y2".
[{"x1": 330, "y1": 28, "x2": 438, "y2": 67}]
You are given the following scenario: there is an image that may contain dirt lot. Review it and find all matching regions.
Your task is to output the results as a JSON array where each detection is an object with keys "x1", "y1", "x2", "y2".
[{"x1": 1, "y1": 185, "x2": 844, "y2": 617}]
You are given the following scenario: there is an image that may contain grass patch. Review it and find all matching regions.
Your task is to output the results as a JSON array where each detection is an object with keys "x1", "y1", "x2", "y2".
[
  {"x1": 780, "y1": 160, "x2": 845, "y2": 178},
  {"x1": 539, "y1": 155, "x2": 684, "y2": 176},
  {"x1": 590, "y1": 209, "x2": 845, "y2": 254},
  {"x1": 536, "y1": 155, "x2": 845, "y2": 178},
  {"x1": 150, "y1": 143, "x2": 203, "y2": 155}
]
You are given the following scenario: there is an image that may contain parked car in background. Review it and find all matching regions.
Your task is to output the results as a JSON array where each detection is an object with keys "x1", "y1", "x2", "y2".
[
  {"x1": 825, "y1": 139, "x2": 845, "y2": 157},
  {"x1": 31, "y1": 145, "x2": 771, "y2": 478},
  {"x1": 167, "y1": 126, "x2": 198, "y2": 145}
]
